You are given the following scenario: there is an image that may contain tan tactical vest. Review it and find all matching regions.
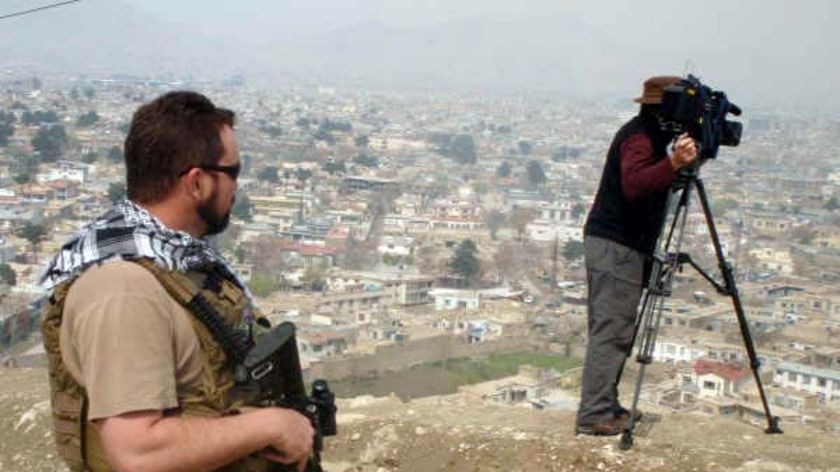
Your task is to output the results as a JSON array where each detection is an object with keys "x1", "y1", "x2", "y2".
[{"x1": 41, "y1": 258, "x2": 277, "y2": 472}]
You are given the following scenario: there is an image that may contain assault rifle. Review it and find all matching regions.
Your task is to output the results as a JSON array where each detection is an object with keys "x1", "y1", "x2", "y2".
[{"x1": 240, "y1": 321, "x2": 337, "y2": 472}]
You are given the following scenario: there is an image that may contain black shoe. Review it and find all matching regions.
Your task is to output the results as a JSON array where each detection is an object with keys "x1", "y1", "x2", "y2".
[
  {"x1": 575, "y1": 418, "x2": 626, "y2": 436},
  {"x1": 614, "y1": 406, "x2": 643, "y2": 423}
]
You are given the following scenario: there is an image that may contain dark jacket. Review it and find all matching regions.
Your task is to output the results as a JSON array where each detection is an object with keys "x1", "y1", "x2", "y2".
[{"x1": 584, "y1": 112, "x2": 675, "y2": 255}]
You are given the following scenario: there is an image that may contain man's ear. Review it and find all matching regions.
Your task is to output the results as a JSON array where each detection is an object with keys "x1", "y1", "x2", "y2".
[{"x1": 181, "y1": 168, "x2": 212, "y2": 203}]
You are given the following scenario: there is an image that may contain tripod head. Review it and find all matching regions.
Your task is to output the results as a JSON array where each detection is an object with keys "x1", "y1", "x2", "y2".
[{"x1": 673, "y1": 165, "x2": 701, "y2": 190}]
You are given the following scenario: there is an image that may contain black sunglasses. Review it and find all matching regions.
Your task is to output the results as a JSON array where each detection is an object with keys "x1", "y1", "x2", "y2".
[{"x1": 180, "y1": 163, "x2": 241, "y2": 180}]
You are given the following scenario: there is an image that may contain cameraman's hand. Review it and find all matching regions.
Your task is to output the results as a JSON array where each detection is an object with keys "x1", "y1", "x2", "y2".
[
  {"x1": 260, "y1": 407, "x2": 315, "y2": 471},
  {"x1": 669, "y1": 133, "x2": 698, "y2": 170}
]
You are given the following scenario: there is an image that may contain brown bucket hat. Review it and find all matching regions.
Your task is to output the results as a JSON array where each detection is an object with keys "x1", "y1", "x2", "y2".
[{"x1": 634, "y1": 76, "x2": 684, "y2": 104}]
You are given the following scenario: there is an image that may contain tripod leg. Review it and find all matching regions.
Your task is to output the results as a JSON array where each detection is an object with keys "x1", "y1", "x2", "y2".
[
  {"x1": 620, "y1": 182, "x2": 694, "y2": 450},
  {"x1": 619, "y1": 291, "x2": 665, "y2": 449},
  {"x1": 694, "y1": 179, "x2": 782, "y2": 435},
  {"x1": 615, "y1": 181, "x2": 689, "y2": 387}
]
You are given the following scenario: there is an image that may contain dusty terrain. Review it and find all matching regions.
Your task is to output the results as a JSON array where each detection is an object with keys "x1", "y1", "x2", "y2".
[{"x1": 2, "y1": 367, "x2": 840, "y2": 472}]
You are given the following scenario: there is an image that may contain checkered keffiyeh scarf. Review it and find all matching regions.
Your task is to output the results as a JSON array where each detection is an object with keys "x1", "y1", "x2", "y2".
[{"x1": 41, "y1": 199, "x2": 248, "y2": 297}]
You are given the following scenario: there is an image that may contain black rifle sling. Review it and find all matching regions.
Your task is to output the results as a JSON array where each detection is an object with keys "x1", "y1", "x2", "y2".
[
  {"x1": 184, "y1": 293, "x2": 250, "y2": 364},
  {"x1": 132, "y1": 259, "x2": 250, "y2": 364}
]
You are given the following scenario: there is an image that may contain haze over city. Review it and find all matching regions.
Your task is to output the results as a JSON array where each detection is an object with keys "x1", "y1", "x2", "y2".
[{"x1": 1, "y1": 0, "x2": 838, "y2": 112}]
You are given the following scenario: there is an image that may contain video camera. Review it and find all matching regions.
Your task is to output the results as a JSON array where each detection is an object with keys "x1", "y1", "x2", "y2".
[{"x1": 660, "y1": 75, "x2": 742, "y2": 160}]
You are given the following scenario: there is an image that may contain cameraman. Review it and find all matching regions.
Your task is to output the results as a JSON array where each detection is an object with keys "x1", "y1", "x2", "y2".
[{"x1": 575, "y1": 76, "x2": 698, "y2": 436}]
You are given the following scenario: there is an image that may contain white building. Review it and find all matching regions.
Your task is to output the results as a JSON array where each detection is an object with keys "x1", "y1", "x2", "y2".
[
  {"x1": 430, "y1": 288, "x2": 480, "y2": 311},
  {"x1": 691, "y1": 359, "x2": 752, "y2": 399},
  {"x1": 748, "y1": 247, "x2": 795, "y2": 275},
  {"x1": 525, "y1": 220, "x2": 581, "y2": 244},
  {"x1": 35, "y1": 160, "x2": 89, "y2": 185},
  {"x1": 377, "y1": 235, "x2": 414, "y2": 257},
  {"x1": 651, "y1": 338, "x2": 708, "y2": 364},
  {"x1": 774, "y1": 361, "x2": 840, "y2": 403}
]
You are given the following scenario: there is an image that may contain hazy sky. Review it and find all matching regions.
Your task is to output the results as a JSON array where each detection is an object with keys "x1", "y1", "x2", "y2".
[
  {"x1": 118, "y1": 0, "x2": 836, "y2": 49},
  {"x1": 3, "y1": 0, "x2": 839, "y2": 112}
]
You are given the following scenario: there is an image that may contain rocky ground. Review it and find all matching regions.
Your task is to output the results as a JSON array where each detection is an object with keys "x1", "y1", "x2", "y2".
[{"x1": 3, "y1": 367, "x2": 840, "y2": 472}]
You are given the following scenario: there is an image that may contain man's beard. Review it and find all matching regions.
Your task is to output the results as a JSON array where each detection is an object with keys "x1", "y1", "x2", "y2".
[{"x1": 197, "y1": 198, "x2": 231, "y2": 236}]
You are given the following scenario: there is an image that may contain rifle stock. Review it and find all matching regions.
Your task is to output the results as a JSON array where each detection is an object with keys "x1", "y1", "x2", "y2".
[{"x1": 242, "y1": 322, "x2": 337, "y2": 472}]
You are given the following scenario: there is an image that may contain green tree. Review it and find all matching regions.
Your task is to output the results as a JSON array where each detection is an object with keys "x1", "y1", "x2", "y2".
[
  {"x1": 0, "y1": 111, "x2": 15, "y2": 147},
  {"x1": 249, "y1": 273, "x2": 278, "y2": 297},
  {"x1": 260, "y1": 125, "x2": 283, "y2": 138},
  {"x1": 11, "y1": 154, "x2": 38, "y2": 183},
  {"x1": 449, "y1": 239, "x2": 481, "y2": 283},
  {"x1": 323, "y1": 160, "x2": 347, "y2": 175},
  {"x1": 485, "y1": 210, "x2": 506, "y2": 240},
  {"x1": 16, "y1": 222, "x2": 48, "y2": 260},
  {"x1": 342, "y1": 234, "x2": 378, "y2": 270},
  {"x1": 382, "y1": 254, "x2": 401, "y2": 266},
  {"x1": 571, "y1": 202, "x2": 587, "y2": 220},
  {"x1": 526, "y1": 160, "x2": 546, "y2": 186},
  {"x1": 562, "y1": 240, "x2": 585, "y2": 262},
  {"x1": 81, "y1": 150, "x2": 98, "y2": 163},
  {"x1": 354, "y1": 135, "x2": 369, "y2": 148},
  {"x1": 0, "y1": 123, "x2": 14, "y2": 146},
  {"x1": 76, "y1": 111, "x2": 100, "y2": 127},
  {"x1": 427, "y1": 132, "x2": 453, "y2": 149},
  {"x1": 510, "y1": 208, "x2": 536, "y2": 241},
  {"x1": 353, "y1": 153, "x2": 379, "y2": 168},
  {"x1": 107, "y1": 182, "x2": 126, "y2": 203},
  {"x1": 518, "y1": 140, "x2": 532, "y2": 156},
  {"x1": 301, "y1": 266, "x2": 326, "y2": 291},
  {"x1": 22, "y1": 110, "x2": 58, "y2": 126},
  {"x1": 0, "y1": 263, "x2": 16, "y2": 286},
  {"x1": 257, "y1": 166, "x2": 279, "y2": 184},
  {"x1": 366, "y1": 189, "x2": 398, "y2": 218},
  {"x1": 107, "y1": 145, "x2": 123, "y2": 163},
  {"x1": 31, "y1": 125, "x2": 68, "y2": 161},
  {"x1": 313, "y1": 128, "x2": 336, "y2": 145},
  {"x1": 295, "y1": 168, "x2": 313, "y2": 183},
  {"x1": 825, "y1": 196, "x2": 839, "y2": 211},
  {"x1": 241, "y1": 154, "x2": 253, "y2": 176},
  {"x1": 319, "y1": 118, "x2": 352, "y2": 133},
  {"x1": 496, "y1": 161, "x2": 512, "y2": 178},
  {"x1": 446, "y1": 134, "x2": 477, "y2": 165},
  {"x1": 232, "y1": 192, "x2": 253, "y2": 222}
]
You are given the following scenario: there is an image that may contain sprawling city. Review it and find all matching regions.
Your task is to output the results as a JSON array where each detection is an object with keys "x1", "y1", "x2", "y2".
[{"x1": 1, "y1": 1, "x2": 839, "y2": 471}]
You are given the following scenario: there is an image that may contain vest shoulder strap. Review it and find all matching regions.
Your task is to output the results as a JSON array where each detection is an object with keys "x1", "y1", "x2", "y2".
[
  {"x1": 131, "y1": 258, "x2": 200, "y2": 305},
  {"x1": 129, "y1": 258, "x2": 250, "y2": 363}
]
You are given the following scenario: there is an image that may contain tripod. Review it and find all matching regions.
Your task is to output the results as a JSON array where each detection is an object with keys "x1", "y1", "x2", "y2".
[{"x1": 618, "y1": 166, "x2": 783, "y2": 451}]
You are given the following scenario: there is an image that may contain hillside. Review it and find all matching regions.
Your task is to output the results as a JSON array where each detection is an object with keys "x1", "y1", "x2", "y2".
[{"x1": 2, "y1": 367, "x2": 840, "y2": 471}]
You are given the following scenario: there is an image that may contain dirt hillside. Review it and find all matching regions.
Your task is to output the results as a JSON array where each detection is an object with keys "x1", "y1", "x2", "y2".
[{"x1": 2, "y1": 367, "x2": 838, "y2": 472}]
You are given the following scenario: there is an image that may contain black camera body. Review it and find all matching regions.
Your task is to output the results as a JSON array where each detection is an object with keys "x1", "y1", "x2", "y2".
[{"x1": 660, "y1": 75, "x2": 742, "y2": 160}]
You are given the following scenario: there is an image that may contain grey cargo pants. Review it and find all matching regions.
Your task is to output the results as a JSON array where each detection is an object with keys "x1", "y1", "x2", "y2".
[{"x1": 576, "y1": 236, "x2": 645, "y2": 426}]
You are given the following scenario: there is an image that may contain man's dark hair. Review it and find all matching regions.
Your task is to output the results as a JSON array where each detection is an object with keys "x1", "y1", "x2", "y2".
[{"x1": 124, "y1": 91, "x2": 235, "y2": 203}]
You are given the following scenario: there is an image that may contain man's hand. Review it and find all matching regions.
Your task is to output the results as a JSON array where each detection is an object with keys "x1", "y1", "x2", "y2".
[
  {"x1": 261, "y1": 408, "x2": 315, "y2": 471},
  {"x1": 669, "y1": 133, "x2": 698, "y2": 170}
]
